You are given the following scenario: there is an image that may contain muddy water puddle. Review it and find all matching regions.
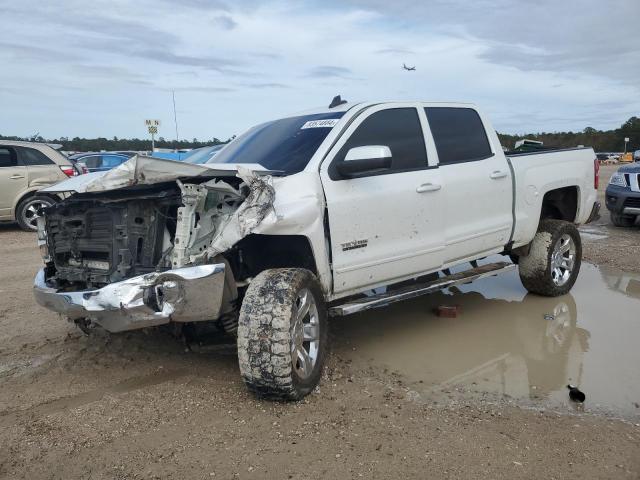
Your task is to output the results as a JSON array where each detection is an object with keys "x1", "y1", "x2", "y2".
[{"x1": 333, "y1": 260, "x2": 640, "y2": 418}]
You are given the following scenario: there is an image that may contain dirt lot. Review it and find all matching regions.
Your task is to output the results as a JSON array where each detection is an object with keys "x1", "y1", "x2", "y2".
[{"x1": 1, "y1": 165, "x2": 639, "y2": 479}]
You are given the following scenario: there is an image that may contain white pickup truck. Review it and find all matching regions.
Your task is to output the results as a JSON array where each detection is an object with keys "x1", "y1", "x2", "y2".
[{"x1": 33, "y1": 98, "x2": 600, "y2": 399}]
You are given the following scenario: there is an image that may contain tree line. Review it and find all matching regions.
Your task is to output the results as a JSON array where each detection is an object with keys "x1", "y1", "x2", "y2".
[
  {"x1": 497, "y1": 116, "x2": 640, "y2": 153},
  {"x1": 0, "y1": 135, "x2": 233, "y2": 152},
  {"x1": 2, "y1": 116, "x2": 639, "y2": 153}
]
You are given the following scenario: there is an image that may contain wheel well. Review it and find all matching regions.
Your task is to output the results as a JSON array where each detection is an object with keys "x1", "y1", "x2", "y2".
[
  {"x1": 540, "y1": 187, "x2": 578, "y2": 222},
  {"x1": 224, "y1": 234, "x2": 318, "y2": 281}
]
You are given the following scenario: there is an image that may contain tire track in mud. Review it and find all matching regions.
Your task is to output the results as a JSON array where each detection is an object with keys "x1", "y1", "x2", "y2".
[{"x1": 0, "y1": 369, "x2": 188, "y2": 427}]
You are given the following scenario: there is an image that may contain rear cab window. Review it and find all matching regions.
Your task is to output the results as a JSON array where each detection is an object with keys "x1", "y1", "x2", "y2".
[
  {"x1": 425, "y1": 107, "x2": 493, "y2": 165},
  {"x1": 329, "y1": 107, "x2": 428, "y2": 179}
]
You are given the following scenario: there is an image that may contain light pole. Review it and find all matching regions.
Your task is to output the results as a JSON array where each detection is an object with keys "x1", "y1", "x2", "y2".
[{"x1": 624, "y1": 137, "x2": 629, "y2": 154}]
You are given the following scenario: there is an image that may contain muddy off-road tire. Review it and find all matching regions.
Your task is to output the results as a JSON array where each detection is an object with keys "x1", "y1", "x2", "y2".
[
  {"x1": 237, "y1": 268, "x2": 328, "y2": 400},
  {"x1": 611, "y1": 213, "x2": 636, "y2": 228},
  {"x1": 518, "y1": 220, "x2": 582, "y2": 297}
]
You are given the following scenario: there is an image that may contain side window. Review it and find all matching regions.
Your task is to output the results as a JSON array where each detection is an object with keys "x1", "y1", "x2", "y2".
[
  {"x1": 101, "y1": 155, "x2": 127, "y2": 168},
  {"x1": 82, "y1": 156, "x2": 102, "y2": 169},
  {"x1": 331, "y1": 108, "x2": 427, "y2": 178},
  {"x1": 425, "y1": 107, "x2": 492, "y2": 165},
  {"x1": 0, "y1": 148, "x2": 17, "y2": 168},
  {"x1": 17, "y1": 147, "x2": 55, "y2": 166}
]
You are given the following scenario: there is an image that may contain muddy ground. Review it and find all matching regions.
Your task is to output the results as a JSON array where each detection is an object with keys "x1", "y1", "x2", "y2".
[{"x1": 1, "y1": 164, "x2": 639, "y2": 479}]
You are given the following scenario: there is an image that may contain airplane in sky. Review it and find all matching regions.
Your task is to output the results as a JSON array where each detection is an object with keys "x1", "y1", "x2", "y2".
[{"x1": 402, "y1": 63, "x2": 416, "y2": 71}]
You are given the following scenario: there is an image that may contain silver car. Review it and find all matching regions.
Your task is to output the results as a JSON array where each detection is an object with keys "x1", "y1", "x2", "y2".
[{"x1": 0, "y1": 141, "x2": 79, "y2": 230}]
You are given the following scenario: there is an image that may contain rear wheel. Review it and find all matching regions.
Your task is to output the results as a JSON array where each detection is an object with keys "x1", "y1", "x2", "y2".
[
  {"x1": 16, "y1": 195, "x2": 55, "y2": 231},
  {"x1": 611, "y1": 213, "x2": 636, "y2": 228},
  {"x1": 237, "y1": 268, "x2": 328, "y2": 400},
  {"x1": 518, "y1": 220, "x2": 582, "y2": 297}
]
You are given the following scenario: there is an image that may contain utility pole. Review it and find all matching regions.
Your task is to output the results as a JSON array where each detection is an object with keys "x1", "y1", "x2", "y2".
[{"x1": 172, "y1": 90, "x2": 179, "y2": 151}]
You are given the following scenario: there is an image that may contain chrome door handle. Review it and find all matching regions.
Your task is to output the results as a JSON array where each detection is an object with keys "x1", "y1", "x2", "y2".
[
  {"x1": 416, "y1": 183, "x2": 441, "y2": 193},
  {"x1": 10, "y1": 175, "x2": 25, "y2": 180},
  {"x1": 490, "y1": 171, "x2": 508, "y2": 179}
]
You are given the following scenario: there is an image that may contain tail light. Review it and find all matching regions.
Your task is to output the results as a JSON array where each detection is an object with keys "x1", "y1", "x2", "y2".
[
  {"x1": 60, "y1": 165, "x2": 78, "y2": 177},
  {"x1": 594, "y1": 158, "x2": 600, "y2": 189}
]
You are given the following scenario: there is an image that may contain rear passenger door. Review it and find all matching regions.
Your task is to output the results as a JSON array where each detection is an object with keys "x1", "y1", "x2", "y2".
[
  {"x1": 0, "y1": 147, "x2": 26, "y2": 218},
  {"x1": 424, "y1": 107, "x2": 512, "y2": 264},
  {"x1": 16, "y1": 146, "x2": 61, "y2": 187},
  {"x1": 320, "y1": 104, "x2": 444, "y2": 294}
]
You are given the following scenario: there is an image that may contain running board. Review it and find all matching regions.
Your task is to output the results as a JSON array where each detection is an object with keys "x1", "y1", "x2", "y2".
[{"x1": 329, "y1": 262, "x2": 516, "y2": 316}]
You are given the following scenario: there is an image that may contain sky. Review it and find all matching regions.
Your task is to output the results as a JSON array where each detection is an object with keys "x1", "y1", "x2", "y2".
[{"x1": 1, "y1": 0, "x2": 639, "y2": 140}]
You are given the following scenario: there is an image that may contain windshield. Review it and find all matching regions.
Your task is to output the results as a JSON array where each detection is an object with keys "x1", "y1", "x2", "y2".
[
  {"x1": 208, "y1": 112, "x2": 345, "y2": 174},
  {"x1": 184, "y1": 144, "x2": 225, "y2": 164}
]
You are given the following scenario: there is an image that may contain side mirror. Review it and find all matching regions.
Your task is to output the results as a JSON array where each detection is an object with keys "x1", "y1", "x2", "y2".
[{"x1": 336, "y1": 145, "x2": 392, "y2": 178}]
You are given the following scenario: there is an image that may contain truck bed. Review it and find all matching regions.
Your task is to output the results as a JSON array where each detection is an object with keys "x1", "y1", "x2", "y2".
[{"x1": 506, "y1": 147, "x2": 598, "y2": 248}]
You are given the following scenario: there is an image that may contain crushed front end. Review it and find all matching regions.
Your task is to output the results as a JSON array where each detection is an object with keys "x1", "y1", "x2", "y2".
[{"x1": 33, "y1": 158, "x2": 275, "y2": 333}]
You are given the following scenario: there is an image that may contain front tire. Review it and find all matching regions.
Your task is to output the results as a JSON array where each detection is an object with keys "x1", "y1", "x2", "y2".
[
  {"x1": 611, "y1": 213, "x2": 636, "y2": 228},
  {"x1": 518, "y1": 220, "x2": 582, "y2": 297},
  {"x1": 237, "y1": 268, "x2": 328, "y2": 400},
  {"x1": 16, "y1": 195, "x2": 55, "y2": 231}
]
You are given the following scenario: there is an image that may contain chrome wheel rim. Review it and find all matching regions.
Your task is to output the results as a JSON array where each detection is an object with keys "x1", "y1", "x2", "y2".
[
  {"x1": 550, "y1": 234, "x2": 575, "y2": 287},
  {"x1": 545, "y1": 302, "x2": 571, "y2": 353},
  {"x1": 22, "y1": 199, "x2": 51, "y2": 230},
  {"x1": 290, "y1": 288, "x2": 320, "y2": 380}
]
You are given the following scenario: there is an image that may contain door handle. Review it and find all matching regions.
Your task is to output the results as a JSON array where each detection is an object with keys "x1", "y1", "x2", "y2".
[
  {"x1": 416, "y1": 183, "x2": 441, "y2": 193},
  {"x1": 490, "y1": 170, "x2": 508, "y2": 179},
  {"x1": 10, "y1": 175, "x2": 25, "y2": 180}
]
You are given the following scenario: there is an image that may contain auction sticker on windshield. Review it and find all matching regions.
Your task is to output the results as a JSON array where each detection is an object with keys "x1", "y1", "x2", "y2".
[{"x1": 301, "y1": 119, "x2": 341, "y2": 129}]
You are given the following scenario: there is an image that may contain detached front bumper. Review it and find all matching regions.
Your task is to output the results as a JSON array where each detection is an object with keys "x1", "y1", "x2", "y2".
[{"x1": 34, "y1": 264, "x2": 226, "y2": 332}]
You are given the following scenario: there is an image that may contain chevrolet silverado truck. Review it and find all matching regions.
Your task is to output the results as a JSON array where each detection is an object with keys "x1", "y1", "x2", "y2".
[{"x1": 33, "y1": 99, "x2": 601, "y2": 400}]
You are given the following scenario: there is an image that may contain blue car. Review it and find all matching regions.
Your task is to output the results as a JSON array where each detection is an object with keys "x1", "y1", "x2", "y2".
[
  {"x1": 183, "y1": 144, "x2": 225, "y2": 164},
  {"x1": 69, "y1": 152, "x2": 134, "y2": 173}
]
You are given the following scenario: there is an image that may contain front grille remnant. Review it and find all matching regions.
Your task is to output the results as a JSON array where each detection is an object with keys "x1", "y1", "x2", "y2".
[{"x1": 45, "y1": 195, "x2": 176, "y2": 288}]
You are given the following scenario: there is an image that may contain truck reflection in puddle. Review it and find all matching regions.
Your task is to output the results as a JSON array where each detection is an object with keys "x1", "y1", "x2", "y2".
[{"x1": 332, "y1": 262, "x2": 640, "y2": 418}]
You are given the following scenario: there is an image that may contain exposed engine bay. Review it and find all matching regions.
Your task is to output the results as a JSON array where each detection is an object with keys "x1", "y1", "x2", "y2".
[
  {"x1": 40, "y1": 162, "x2": 276, "y2": 287},
  {"x1": 35, "y1": 158, "x2": 280, "y2": 333}
]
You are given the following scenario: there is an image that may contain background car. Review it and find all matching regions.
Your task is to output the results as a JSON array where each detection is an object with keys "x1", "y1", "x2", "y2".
[
  {"x1": 147, "y1": 149, "x2": 192, "y2": 161},
  {"x1": 0, "y1": 140, "x2": 81, "y2": 230},
  {"x1": 605, "y1": 163, "x2": 640, "y2": 227},
  {"x1": 68, "y1": 152, "x2": 134, "y2": 173},
  {"x1": 184, "y1": 144, "x2": 225, "y2": 164}
]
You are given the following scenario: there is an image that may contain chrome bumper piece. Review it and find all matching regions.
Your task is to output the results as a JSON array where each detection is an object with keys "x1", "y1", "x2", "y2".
[{"x1": 33, "y1": 264, "x2": 226, "y2": 332}]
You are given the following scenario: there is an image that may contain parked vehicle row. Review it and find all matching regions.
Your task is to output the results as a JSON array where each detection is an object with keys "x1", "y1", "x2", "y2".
[{"x1": 0, "y1": 143, "x2": 226, "y2": 230}]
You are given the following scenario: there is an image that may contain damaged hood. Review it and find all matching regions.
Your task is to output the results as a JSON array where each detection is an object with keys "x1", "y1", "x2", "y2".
[{"x1": 41, "y1": 155, "x2": 275, "y2": 193}]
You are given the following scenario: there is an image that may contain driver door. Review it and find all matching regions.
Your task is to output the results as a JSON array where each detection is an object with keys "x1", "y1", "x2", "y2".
[{"x1": 319, "y1": 104, "x2": 444, "y2": 295}]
